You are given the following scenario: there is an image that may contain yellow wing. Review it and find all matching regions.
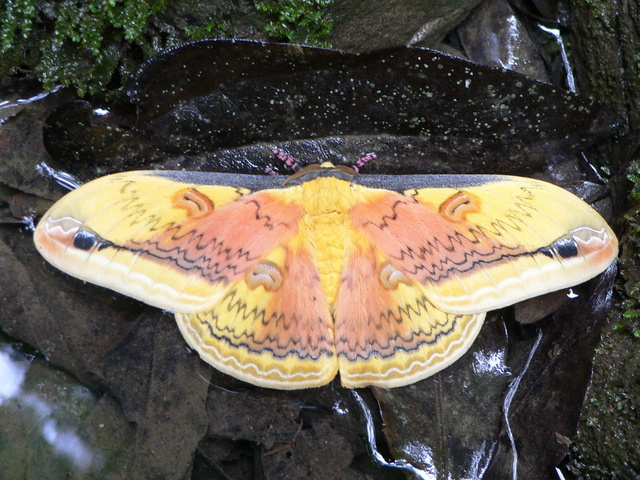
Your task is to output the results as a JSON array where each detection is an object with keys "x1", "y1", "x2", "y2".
[
  {"x1": 34, "y1": 171, "x2": 303, "y2": 313},
  {"x1": 349, "y1": 176, "x2": 618, "y2": 315},
  {"x1": 333, "y1": 176, "x2": 616, "y2": 388},
  {"x1": 175, "y1": 243, "x2": 338, "y2": 389}
]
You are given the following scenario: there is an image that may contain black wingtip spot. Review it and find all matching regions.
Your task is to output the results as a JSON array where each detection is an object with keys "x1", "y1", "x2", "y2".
[
  {"x1": 554, "y1": 236, "x2": 579, "y2": 259},
  {"x1": 73, "y1": 230, "x2": 98, "y2": 251},
  {"x1": 539, "y1": 247, "x2": 554, "y2": 259},
  {"x1": 73, "y1": 230, "x2": 113, "y2": 251}
]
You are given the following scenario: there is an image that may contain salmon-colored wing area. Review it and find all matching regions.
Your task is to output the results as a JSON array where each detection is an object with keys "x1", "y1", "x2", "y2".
[
  {"x1": 334, "y1": 243, "x2": 485, "y2": 388},
  {"x1": 349, "y1": 177, "x2": 618, "y2": 315},
  {"x1": 176, "y1": 245, "x2": 338, "y2": 389}
]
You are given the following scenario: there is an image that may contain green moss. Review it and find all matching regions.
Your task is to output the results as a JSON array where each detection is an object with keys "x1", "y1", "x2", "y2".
[
  {"x1": 0, "y1": 0, "x2": 335, "y2": 98},
  {"x1": 0, "y1": 0, "x2": 169, "y2": 97},
  {"x1": 181, "y1": 2, "x2": 244, "y2": 42},
  {"x1": 621, "y1": 161, "x2": 640, "y2": 338},
  {"x1": 184, "y1": 20, "x2": 230, "y2": 42},
  {"x1": 583, "y1": 0, "x2": 609, "y2": 22},
  {"x1": 568, "y1": 324, "x2": 640, "y2": 478},
  {"x1": 255, "y1": 0, "x2": 334, "y2": 48}
]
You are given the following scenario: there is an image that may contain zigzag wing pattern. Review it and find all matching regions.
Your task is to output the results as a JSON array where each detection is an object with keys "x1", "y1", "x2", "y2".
[
  {"x1": 34, "y1": 171, "x2": 304, "y2": 313},
  {"x1": 349, "y1": 177, "x2": 617, "y2": 315},
  {"x1": 333, "y1": 242, "x2": 484, "y2": 388}
]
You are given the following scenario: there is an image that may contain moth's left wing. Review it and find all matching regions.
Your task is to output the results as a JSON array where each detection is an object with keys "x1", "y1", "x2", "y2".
[
  {"x1": 350, "y1": 175, "x2": 618, "y2": 315},
  {"x1": 34, "y1": 170, "x2": 297, "y2": 313}
]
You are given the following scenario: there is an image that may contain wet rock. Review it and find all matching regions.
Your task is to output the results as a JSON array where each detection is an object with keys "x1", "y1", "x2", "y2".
[
  {"x1": 374, "y1": 313, "x2": 511, "y2": 477},
  {"x1": 458, "y1": 0, "x2": 549, "y2": 82},
  {"x1": 0, "y1": 339, "x2": 135, "y2": 480},
  {"x1": 43, "y1": 40, "x2": 617, "y2": 179},
  {"x1": 327, "y1": 0, "x2": 484, "y2": 50}
]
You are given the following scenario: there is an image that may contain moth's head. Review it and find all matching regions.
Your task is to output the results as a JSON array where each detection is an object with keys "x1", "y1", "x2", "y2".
[{"x1": 283, "y1": 162, "x2": 358, "y2": 186}]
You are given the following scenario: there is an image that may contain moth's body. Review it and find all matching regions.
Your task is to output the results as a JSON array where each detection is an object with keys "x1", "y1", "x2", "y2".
[
  {"x1": 34, "y1": 162, "x2": 618, "y2": 389},
  {"x1": 296, "y1": 175, "x2": 360, "y2": 307}
]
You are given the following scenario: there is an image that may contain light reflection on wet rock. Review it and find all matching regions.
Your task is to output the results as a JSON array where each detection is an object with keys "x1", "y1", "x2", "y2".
[{"x1": 0, "y1": 341, "x2": 113, "y2": 477}]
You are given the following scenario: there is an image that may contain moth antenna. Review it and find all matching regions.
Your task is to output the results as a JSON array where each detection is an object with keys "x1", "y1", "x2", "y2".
[
  {"x1": 353, "y1": 152, "x2": 377, "y2": 172},
  {"x1": 272, "y1": 148, "x2": 302, "y2": 172}
]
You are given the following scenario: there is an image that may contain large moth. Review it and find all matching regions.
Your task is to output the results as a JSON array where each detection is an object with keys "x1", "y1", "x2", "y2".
[{"x1": 34, "y1": 162, "x2": 618, "y2": 389}]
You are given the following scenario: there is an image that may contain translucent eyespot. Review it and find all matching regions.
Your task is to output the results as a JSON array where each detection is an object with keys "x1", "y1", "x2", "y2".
[
  {"x1": 246, "y1": 262, "x2": 283, "y2": 291},
  {"x1": 379, "y1": 262, "x2": 411, "y2": 290}
]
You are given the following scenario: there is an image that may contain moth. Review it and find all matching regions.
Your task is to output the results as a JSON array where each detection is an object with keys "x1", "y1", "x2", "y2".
[{"x1": 34, "y1": 162, "x2": 618, "y2": 389}]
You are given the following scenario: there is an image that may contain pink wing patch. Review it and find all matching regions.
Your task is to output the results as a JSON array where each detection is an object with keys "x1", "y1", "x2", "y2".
[
  {"x1": 259, "y1": 246, "x2": 335, "y2": 359},
  {"x1": 349, "y1": 192, "x2": 523, "y2": 285},
  {"x1": 333, "y1": 246, "x2": 398, "y2": 358},
  {"x1": 125, "y1": 189, "x2": 305, "y2": 285}
]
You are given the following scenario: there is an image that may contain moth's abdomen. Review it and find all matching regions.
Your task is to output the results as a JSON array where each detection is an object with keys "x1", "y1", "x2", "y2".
[{"x1": 300, "y1": 213, "x2": 350, "y2": 308}]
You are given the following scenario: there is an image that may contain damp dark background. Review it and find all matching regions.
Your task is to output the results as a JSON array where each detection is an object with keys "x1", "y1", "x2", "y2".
[{"x1": 0, "y1": 1, "x2": 639, "y2": 479}]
